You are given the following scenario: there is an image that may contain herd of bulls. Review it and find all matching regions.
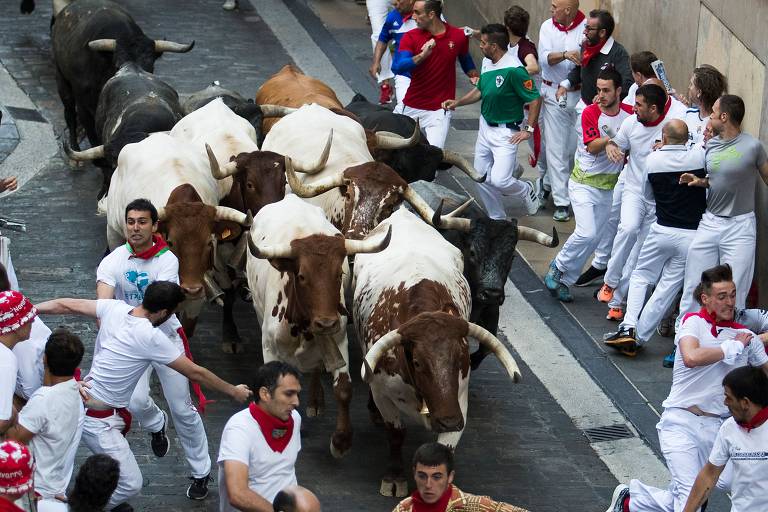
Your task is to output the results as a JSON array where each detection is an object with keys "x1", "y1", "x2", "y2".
[{"x1": 41, "y1": 0, "x2": 561, "y2": 496}]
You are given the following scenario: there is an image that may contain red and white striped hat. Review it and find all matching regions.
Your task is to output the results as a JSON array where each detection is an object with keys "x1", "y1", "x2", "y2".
[
  {"x1": 0, "y1": 291, "x2": 36, "y2": 335},
  {"x1": 0, "y1": 440, "x2": 34, "y2": 495}
]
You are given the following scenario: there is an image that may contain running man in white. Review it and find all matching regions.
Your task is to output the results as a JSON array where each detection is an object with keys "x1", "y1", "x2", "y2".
[
  {"x1": 544, "y1": 67, "x2": 630, "y2": 302},
  {"x1": 683, "y1": 366, "x2": 768, "y2": 512},
  {"x1": 366, "y1": 0, "x2": 395, "y2": 104},
  {"x1": 370, "y1": 0, "x2": 415, "y2": 110},
  {"x1": 7, "y1": 329, "x2": 85, "y2": 512},
  {"x1": 96, "y1": 198, "x2": 213, "y2": 500},
  {"x1": 603, "y1": 120, "x2": 707, "y2": 356},
  {"x1": 605, "y1": 264, "x2": 768, "y2": 512},
  {"x1": 36, "y1": 281, "x2": 252, "y2": 511},
  {"x1": 676, "y1": 94, "x2": 768, "y2": 327},
  {"x1": 441, "y1": 23, "x2": 541, "y2": 220}
]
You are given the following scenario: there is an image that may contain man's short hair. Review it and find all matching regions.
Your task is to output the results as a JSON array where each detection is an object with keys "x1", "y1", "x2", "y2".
[
  {"x1": 412, "y1": 442, "x2": 454, "y2": 474},
  {"x1": 67, "y1": 454, "x2": 120, "y2": 512},
  {"x1": 693, "y1": 263, "x2": 733, "y2": 305},
  {"x1": 125, "y1": 198, "x2": 158, "y2": 224},
  {"x1": 636, "y1": 84, "x2": 666, "y2": 113},
  {"x1": 597, "y1": 68, "x2": 622, "y2": 90},
  {"x1": 273, "y1": 490, "x2": 296, "y2": 512},
  {"x1": 45, "y1": 328, "x2": 84, "y2": 377},
  {"x1": 630, "y1": 51, "x2": 657, "y2": 78},
  {"x1": 480, "y1": 23, "x2": 509, "y2": 50},
  {"x1": 589, "y1": 9, "x2": 614, "y2": 38},
  {"x1": 692, "y1": 65, "x2": 727, "y2": 112},
  {"x1": 422, "y1": 0, "x2": 442, "y2": 17},
  {"x1": 723, "y1": 366, "x2": 768, "y2": 408},
  {"x1": 503, "y1": 5, "x2": 530, "y2": 37},
  {"x1": 718, "y1": 94, "x2": 745, "y2": 125},
  {"x1": 0, "y1": 264, "x2": 10, "y2": 292},
  {"x1": 254, "y1": 361, "x2": 301, "y2": 403},
  {"x1": 142, "y1": 281, "x2": 186, "y2": 313}
]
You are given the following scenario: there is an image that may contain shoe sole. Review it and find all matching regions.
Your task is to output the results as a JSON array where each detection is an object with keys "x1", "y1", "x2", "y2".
[
  {"x1": 574, "y1": 274, "x2": 606, "y2": 287},
  {"x1": 152, "y1": 411, "x2": 170, "y2": 458},
  {"x1": 186, "y1": 490, "x2": 208, "y2": 501},
  {"x1": 604, "y1": 336, "x2": 636, "y2": 346}
]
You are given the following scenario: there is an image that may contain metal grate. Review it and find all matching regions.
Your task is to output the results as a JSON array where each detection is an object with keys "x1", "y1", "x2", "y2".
[
  {"x1": 5, "y1": 107, "x2": 47, "y2": 124},
  {"x1": 582, "y1": 424, "x2": 634, "y2": 443}
]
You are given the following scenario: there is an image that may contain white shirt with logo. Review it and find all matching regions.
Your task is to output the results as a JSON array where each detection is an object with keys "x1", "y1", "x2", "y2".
[
  {"x1": 18, "y1": 379, "x2": 84, "y2": 497},
  {"x1": 12, "y1": 317, "x2": 52, "y2": 400},
  {"x1": 217, "y1": 408, "x2": 302, "y2": 510}
]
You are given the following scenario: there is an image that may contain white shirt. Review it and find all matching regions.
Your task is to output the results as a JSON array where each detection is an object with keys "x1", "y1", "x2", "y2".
[
  {"x1": 621, "y1": 82, "x2": 638, "y2": 107},
  {"x1": 12, "y1": 317, "x2": 52, "y2": 400},
  {"x1": 574, "y1": 103, "x2": 631, "y2": 177},
  {"x1": 736, "y1": 309, "x2": 768, "y2": 334},
  {"x1": 0, "y1": 344, "x2": 17, "y2": 420},
  {"x1": 663, "y1": 314, "x2": 768, "y2": 415},
  {"x1": 684, "y1": 107, "x2": 708, "y2": 148},
  {"x1": 18, "y1": 379, "x2": 84, "y2": 497},
  {"x1": 710, "y1": 417, "x2": 768, "y2": 512},
  {"x1": 218, "y1": 408, "x2": 302, "y2": 510},
  {"x1": 86, "y1": 300, "x2": 182, "y2": 408},
  {"x1": 538, "y1": 15, "x2": 587, "y2": 83}
]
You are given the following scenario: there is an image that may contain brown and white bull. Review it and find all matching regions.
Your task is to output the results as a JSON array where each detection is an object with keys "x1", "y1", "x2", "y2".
[
  {"x1": 353, "y1": 207, "x2": 522, "y2": 497},
  {"x1": 100, "y1": 132, "x2": 250, "y2": 335},
  {"x1": 246, "y1": 193, "x2": 391, "y2": 458}
]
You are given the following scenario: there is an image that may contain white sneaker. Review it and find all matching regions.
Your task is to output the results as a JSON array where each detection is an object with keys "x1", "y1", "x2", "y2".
[
  {"x1": 222, "y1": 0, "x2": 237, "y2": 10},
  {"x1": 523, "y1": 179, "x2": 540, "y2": 215}
]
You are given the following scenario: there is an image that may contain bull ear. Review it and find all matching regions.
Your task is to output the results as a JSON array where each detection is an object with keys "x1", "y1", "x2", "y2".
[
  {"x1": 269, "y1": 258, "x2": 296, "y2": 274},
  {"x1": 214, "y1": 220, "x2": 242, "y2": 242}
]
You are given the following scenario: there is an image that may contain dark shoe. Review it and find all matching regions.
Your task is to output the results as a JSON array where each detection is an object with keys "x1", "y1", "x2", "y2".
[
  {"x1": 556, "y1": 284, "x2": 573, "y2": 302},
  {"x1": 151, "y1": 410, "x2": 170, "y2": 458},
  {"x1": 111, "y1": 504, "x2": 134, "y2": 512},
  {"x1": 544, "y1": 259, "x2": 562, "y2": 292},
  {"x1": 663, "y1": 347, "x2": 676, "y2": 368},
  {"x1": 656, "y1": 316, "x2": 675, "y2": 338},
  {"x1": 553, "y1": 206, "x2": 570, "y2": 222},
  {"x1": 575, "y1": 265, "x2": 606, "y2": 287},
  {"x1": 604, "y1": 484, "x2": 629, "y2": 512},
  {"x1": 187, "y1": 473, "x2": 211, "y2": 500},
  {"x1": 603, "y1": 327, "x2": 636, "y2": 346}
]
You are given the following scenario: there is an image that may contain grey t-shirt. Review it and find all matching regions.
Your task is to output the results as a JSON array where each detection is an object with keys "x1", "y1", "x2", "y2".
[{"x1": 705, "y1": 132, "x2": 767, "y2": 216}]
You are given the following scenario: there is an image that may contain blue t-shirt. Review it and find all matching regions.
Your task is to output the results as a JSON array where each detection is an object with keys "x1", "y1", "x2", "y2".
[{"x1": 378, "y1": 10, "x2": 417, "y2": 78}]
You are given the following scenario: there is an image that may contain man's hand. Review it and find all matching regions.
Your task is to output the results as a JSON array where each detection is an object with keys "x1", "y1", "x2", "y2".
[
  {"x1": 231, "y1": 384, "x2": 252, "y2": 403},
  {"x1": 0, "y1": 177, "x2": 18, "y2": 193},
  {"x1": 509, "y1": 131, "x2": 531, "y2": 144},
  {"x1": 679, "y1": 173, "x2": 708, "y2": 187},
  {"x1": 556, "y1": 86, "x2": 567, "y2": 101},
  {"x1": 735, "y1": 331, "x2": 753, "y2": 347},
  {"x1": 441, "y1": 99, "x2": 458, "y2": 111},
  {"x1": 420, "y1": 39, "x2": 436, "y2": 59},
  {"x1": 564, "y1": 49, "x2": 581, "y2": 65},
  {"x1": 369, "y1": 62, "x2": 381, "y2": 79},
  {"x1": 78, "y1": 380, "x2": 93, "y2": 404},
  {"x1": 469, "y1": 75, "x2": 479, "y2": 86},
  {"x1": 605, "y1": 142, "x2": 625, "y2": 163},
  {"x1": 759, "y1": 332, "x2": 768, "y2": 347}
]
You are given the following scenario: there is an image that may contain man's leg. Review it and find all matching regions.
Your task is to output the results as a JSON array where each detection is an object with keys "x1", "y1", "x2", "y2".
[
  {"x1": 592, "y1": 174, "x2": 624, "y2": 271},
  {"x1": 366, "y1": 0, "x2": 393, "y2": 84},
  {"x1": 401, "y1": 107, "x2": 452, "y2": 149},
  {"x1": 602, "y1": 191, "x2": 645, "y2": 292},
  {"x1": 620, "y1": 224, "x2": 670, "y2": 331},
  {"x1": 719, "y1": 213, "x2": 756, "y2": 309},
  {"x1": 609, "y1": 205, "x2": 655, "y2": 310},
  {"x1": 541, "y1": 83, "x2": 577, "y2": 213},
  {"x1": 393, "y1": 75, "x2": 410, "y2": 113},
  {"x1": 473, "y1": 126, "x2": 506, "y2": 220}
]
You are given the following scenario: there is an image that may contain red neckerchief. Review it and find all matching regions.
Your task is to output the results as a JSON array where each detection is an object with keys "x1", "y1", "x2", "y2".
[
  {"x1": 249, "y1": 403, "x2": 294, "y2": 453},
  {"x1": 737, "y1": 406, "x2": 768, "y2": 432},
  {"x1": 128, "y1": 234, "x2": 169, "y2": 260},
  {"x1": 581, "y1": 37, "x2": 608, "y2": 66},
  {"x1": 682, "y1": 307, "x2": 747, "y2": 338},
  {"x1": 553, "y1": 10, "x2": 585, "y2": 32},
  {"x1": 411, "y1": 485, "x2": 452, "y2": 512},
  {"x1": 176, "y1": 327, "x2": 214, "y2": 414},
  {"x1": 639, "y1": 98, "x2": 671, "y2": 127},
  {"x1": 0, "y1": 498, "x2": 24, "y2": 512}
]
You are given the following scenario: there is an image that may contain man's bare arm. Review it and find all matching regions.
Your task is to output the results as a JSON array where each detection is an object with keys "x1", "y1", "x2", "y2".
[
  {"x1": 96, "y1": 282, "x2": 115, "y2": 300},
  {"x1": 682, "y1": 462, "x2": 723, "y2": 512},
  {"x1": 167, "y1": 355, "x2": 251, "y2": 402},
  {"x1": 35, "y1": 298, "x2": 98, "y2": 318},
  {"x1": 223, "y1": 460, "x2": 274, "y2": 512}
]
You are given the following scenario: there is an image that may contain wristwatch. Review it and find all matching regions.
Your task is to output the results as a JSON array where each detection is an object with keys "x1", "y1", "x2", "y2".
[
  {"x1": 523, "y1": 124, "x2": 535, "y2": 134},
  {"x1": 462, "y1": 26, "x2": 474, "y2": 37}
]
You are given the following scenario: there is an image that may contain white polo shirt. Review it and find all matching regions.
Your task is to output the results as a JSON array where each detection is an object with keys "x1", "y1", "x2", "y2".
[
  {"x1": 0, "y1": 344, "x2": 17, "y2": 421},
  {"x1": 12, "y1": 317, "x2": 52, "y2": 400},
  {"x1": 537, "y1": 15, "x2": 586, "y2": 84},
  {"x1": 86, "y1": 300, "x2": 182, "y2": 408},
  {"x1": 571, "y1": 102, "x2": 631, "y2": 189},
  {"x1": 97, "y1": 244, "x2": 179, "y2": 305},
  {"x1": 710, "y1": 417, "x2": 768, "y2": 512},
  {"x1": 664, "y1": 313, "x2": 768, "y2": 416},
  {"x1": 18, "y1": 379, "x2": 84, "y2": 498},
  {"x1": 684, "y1": 107, "x2": 708, "y2": 148},
  {"x1": 218, "y1": 408, "x2": 302, "y2": 510}
]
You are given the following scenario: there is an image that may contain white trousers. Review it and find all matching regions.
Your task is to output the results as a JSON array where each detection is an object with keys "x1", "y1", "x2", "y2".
[
  {"x1": 540, "y1": 82, "x2": 578, "y2": 207},
  {"x1": 82, "y1": 414, "x2": 143, "y2": 510},
  {"x1": 621, "y1": 223, "x2": 695, "y2": 343},
  {"x1": 473, "y1": 117, "x2": 528, "y2": 220},
  {"x1": 366, "y1": 0, "x2": 393, "y2": 82},
  {"x1": 630, "y1": 408, "x2": 731, "y2": 512},
  {"x1": 129, "y1": 362, "x2": 211, "y2": 478},
  {"x1": 555, "y1": 181, "x2": 613, "y2": 286},
  {"x1": 677, "y1": 211, "x2": 756, "y2": 328},
  {"x1": 604, "y1": 190, "x2": 655, "y2": 289},
  {"x1": 592, "y1": 171, "x2": 625, "y2": 270},
  {"x1": 609, "y1": 223, "x2": 649, "y2": 310},
  {"x1": 401, "y1": 106, "x2": 452, "y2": 149},
  {"x1": 393, "y1": 75, "x2": 411, "y2": 113}
]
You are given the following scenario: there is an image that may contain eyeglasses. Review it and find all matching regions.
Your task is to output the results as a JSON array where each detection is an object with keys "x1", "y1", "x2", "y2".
[{"x1": 585, "y1": 26, "x2": 600, "y2": 32}]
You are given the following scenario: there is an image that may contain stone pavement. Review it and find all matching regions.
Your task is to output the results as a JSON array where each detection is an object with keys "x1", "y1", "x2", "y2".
[{"x1": 0, "y1": 0, "x2": 682, "y2": 511}]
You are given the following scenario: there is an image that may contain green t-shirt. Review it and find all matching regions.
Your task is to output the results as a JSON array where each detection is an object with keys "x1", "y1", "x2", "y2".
[{"x1": 477, "y1": 52, "x2": 540, "y2": 125}]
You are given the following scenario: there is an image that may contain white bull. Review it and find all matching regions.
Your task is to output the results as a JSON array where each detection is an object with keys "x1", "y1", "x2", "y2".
[{"x1": 352, "y1": 207, "x2": 522, "y2": 497}]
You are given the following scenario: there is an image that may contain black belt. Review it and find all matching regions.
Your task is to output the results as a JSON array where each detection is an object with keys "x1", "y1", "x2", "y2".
[{"x1": 486, "y1": 121, "x2": 521, "y2": 130}]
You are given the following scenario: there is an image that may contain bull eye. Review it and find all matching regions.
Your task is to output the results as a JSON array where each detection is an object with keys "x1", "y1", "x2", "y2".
[
  {"x1": 246, "y1": 181, "x2": 255, "y2": 191},
  {"x1": 298, "y1": 273, "x2": 306, "y2": 283},
  {"x1": 413, "y1": 359, "x2": 420, "y2": 368}
]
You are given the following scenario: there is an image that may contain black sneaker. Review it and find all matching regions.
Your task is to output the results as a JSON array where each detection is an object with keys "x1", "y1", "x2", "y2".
[
  {"x1": 187, "y1": 473, "x2": 211, "y2": 500},
  {"x1": 603, "y1": 327, "x2": 636, "y2": 346},
  {"x1": 151, "y1": 410, "x2": 170, "y2": 458},
  {"x1": 575, "y1": 265, "x2": 606, "y2": 287},
  {"x1": 111, "y1": 504, "x2": 134, "y2": 512}
]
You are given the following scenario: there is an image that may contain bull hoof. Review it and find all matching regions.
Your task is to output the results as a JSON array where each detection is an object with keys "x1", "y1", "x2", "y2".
[
  {"x1": 394, "y1": 478, "x2": 408, "y2": 498},
  {"x1": 306, "y1": 406, "x2": 324, "y2": 418},
  {"x1": 221, "y1": 342, "x2": 247, "y2": 354},
  {"x1": 330, "y1": 431, "x2": 352, "y2": 459},
  {"x1": 379, "y1": 477, "x2": 408, "y2": 497}
]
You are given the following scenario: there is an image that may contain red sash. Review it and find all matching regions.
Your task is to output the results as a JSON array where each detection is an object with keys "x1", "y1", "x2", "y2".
[
  {"x1": 249, "y1": 403, "x2": 294, "y2": 453},
  {"x1": 581, "y1": 38, "x2": 608, "y2": 67},
  {"x1": 682, "y1": 307, "x2": 747, "y2": 338},
  {"x1": 411, "y1": 485, "x2": 452, "y2": 512},
  {"x1": 176, "y1": 327, "x2": 213, "y2": 414},
  {"x1": 86, "y1": 407, "x2": 133, "y2": 436}
]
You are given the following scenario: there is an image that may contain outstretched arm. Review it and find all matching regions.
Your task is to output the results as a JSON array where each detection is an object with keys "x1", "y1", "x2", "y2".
[
  {"x1": 167, "y1": 355, "x2": 251, "y2": 402},
  {"x1": 36, "y1": 298, "x2": 98, "y2": 318}
]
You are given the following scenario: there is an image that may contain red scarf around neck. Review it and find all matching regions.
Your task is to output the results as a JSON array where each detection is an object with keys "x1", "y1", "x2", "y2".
[
  {"x1": 553, "y1": 10, "x2": 585, "y2": 32},
  {"x1": 412, "y1": 485, "x2": 452, "y2": 512},
  {"x1": 249, "y1": 403, "x2": 294, "y2": 453},
  {"x1": 581, "y1": 37, "x2": 608, "y2": 66},
  {"x1": 128, "y1": 234, "x2": 169, "y2": 260},
  {"x1": 682, "y1": 307, "x2": 747, "y2": 338},
  {"x1": 738, "y1": 406, "x2": 768, "y2": 432}
]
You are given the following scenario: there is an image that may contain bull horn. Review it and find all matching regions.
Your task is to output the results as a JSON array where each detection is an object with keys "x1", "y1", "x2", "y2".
[
  {"x1": 518, "y1": 226, "x2": 559, "y2": 247},
  {"x1": 402, "y1": 186, "x2": 437, "y2": 225},
  {"x1": 375, "y1": 119, "x2": 420, "y2": 149},
  {"x1": 292, "y1": 130, "x2": 333, "y2": 174},
  {"x1": 419, "y1": 400, "x2": 430, "y2": 416},
  {"x1": 154, "y1": 39, "x2": 195, "y2": 53},
  {"x1": 247, "y1": 233, "x2": 293, "y2": 260},
  {"x1": 361, "y1": 329, "x2": 403, "y2": 382},
  {"x1": 88, "y1": 39, "x2": 116, "y2": 52},
  {"x1": 259, "y1": 104, "x2": 298, "y2": 117},
  {"x1": 206, "y1": 143, "x2": 239, "y2": 179},
  {"x1": 65, "y1": 144, "x2": 105, "y2": 161},
  {"x1": 344, "y1": 225, "x2": 391, "y2": 255},
  {"x1": 214, "y1": 206, "x2": 250, "y2": 226},
  {"x1": 286, "y1": 160, "x2": 345, "y2": 198},
  {"x1": 466, "y1": 322, "x2": 522, "y2": 383},
  {"x1": 441, "y1": 149, "x2": 486, "y2": 182},
  {"x1": 431, "y1": 199, "x2": 472, "y2": 232}
]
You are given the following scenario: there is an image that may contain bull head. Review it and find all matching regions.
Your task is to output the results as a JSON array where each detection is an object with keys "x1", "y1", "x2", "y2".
[{"x1": 88, "y1": 39, "x2": 195, "y2": 53}]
